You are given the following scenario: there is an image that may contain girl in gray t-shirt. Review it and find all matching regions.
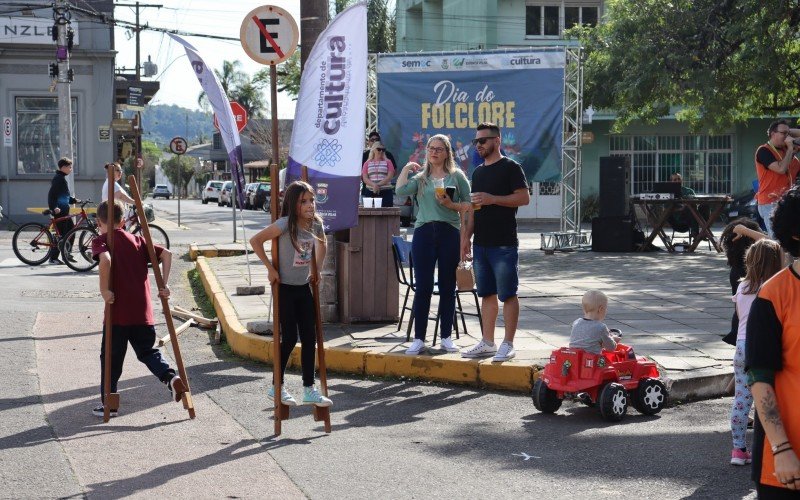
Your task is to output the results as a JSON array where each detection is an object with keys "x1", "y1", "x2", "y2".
[{"x1": 249, "y1": 181, "x2": 332, "y2": 408}]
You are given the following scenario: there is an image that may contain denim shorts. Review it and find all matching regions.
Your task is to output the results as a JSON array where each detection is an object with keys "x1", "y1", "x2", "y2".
[{"x1": 473, "y1": 245, "x2": 519, "y2": 301}]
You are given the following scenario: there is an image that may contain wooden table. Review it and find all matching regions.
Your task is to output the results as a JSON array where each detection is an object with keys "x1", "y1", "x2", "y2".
[{"x1": 631, "y1": 195, "x2": 731, "y2": 253}]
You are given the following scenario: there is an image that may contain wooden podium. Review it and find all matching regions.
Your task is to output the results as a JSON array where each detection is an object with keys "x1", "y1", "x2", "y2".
[{"x1": 336, "y1": 207, "x2": 401, "y2": 323}]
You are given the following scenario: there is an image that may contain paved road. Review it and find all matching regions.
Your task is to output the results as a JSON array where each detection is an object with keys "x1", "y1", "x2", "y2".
[{"x1": 0, "y1": 209, "x2": 758, "y2": 499}]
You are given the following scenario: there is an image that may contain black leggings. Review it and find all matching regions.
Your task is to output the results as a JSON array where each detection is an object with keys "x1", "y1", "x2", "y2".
[{"x1": 275, "y1": 283, "x2": 317, "y2": 387}]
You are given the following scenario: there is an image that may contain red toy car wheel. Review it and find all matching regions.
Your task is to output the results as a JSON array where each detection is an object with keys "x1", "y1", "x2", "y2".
[
  {"x1": 598, "y1": 383, "x2": 628, "y2": 422},
  {"x1": 532, "y1": 379, "x2": 562, "y2": 414},
  {"x1": 633, "y1": 378, "x2": 667, "y2": 415}
]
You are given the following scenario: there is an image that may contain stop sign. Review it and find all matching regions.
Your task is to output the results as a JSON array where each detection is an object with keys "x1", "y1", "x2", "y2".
[{"x1": 213, "y1": 101, "x2": 248, "y2": 133}]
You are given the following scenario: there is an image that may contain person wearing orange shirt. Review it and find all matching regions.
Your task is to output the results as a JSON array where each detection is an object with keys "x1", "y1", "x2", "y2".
[
  {"x1": 746, "y1": 185, "x2": 800, "y2": 498},
  {"x1": 754, "y1": 120, "x2": 800, "y2": 237}
]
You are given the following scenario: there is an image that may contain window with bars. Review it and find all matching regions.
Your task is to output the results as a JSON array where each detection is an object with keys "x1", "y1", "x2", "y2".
[
  {"x1": 609, "y1": 135, "x2": 734, "y2": 195},
  {"x1": 525, "y1": 2, "x2": 599, "y2": 37}
]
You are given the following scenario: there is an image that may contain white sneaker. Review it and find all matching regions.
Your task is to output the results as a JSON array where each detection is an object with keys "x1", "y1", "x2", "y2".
[
  {"x1": 461, "y1": 339, "x2": 497, "y2": 358},
  {"x1": 439, "y1": 337, "x2": 458, "y2": 352},
  {"x1": 493, "y1": 341, "x2": 516, "y2": 362},
  {"x1": 267, "y1": 385, "x2": 298, "y2": 406},
  {"x1": 406, "y1": 338, "x2": 427, "y2": 355}
]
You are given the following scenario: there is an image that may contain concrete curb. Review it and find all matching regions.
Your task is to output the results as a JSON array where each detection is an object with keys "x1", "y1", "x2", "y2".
[
  {"x1": 195, "y1": 255, "x2": 538, "y2": 393},
  {"x1": 189, "y1": 244, "x2": 248, "y2": 261}
]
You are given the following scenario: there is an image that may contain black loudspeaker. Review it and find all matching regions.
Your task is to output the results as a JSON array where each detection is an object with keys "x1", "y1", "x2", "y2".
[
  {"x1": 599, "y1": 156, "x2": 631, "y2": 217},
  {"x1": 592, "y1": 216, "x2": 634, "y2": 252}
]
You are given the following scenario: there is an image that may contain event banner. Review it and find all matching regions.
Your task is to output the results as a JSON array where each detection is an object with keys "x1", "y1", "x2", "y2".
[
  {"x1": 169, "y1": 34, "x2": 247, "y2": 204},
  {"x1": 286, "y1": 2, "x2": 367, "y2": 232},
  {"x1": 377, "y1": 50, "x2": 565, "y2": 182}
]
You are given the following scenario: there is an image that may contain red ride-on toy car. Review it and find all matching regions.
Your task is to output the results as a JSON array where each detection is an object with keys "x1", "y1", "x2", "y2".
[{"x1": 532, "y1": 341, "x2": 668, "y2": 422}]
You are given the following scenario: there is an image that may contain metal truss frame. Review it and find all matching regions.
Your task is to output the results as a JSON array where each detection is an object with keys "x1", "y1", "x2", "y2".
[
  {"x1": 366, "y1": 53, "x2": 378, "y2": 136},
  {"x1": 560, "y1": 46, "x2": 583, "y2": 234}
]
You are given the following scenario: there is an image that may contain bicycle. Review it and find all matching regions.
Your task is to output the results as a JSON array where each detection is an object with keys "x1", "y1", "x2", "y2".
[
  {"x1": 61, "y1": 203, "x2": 170, "y2": 272},
  {"x1": 12, "y1": 200, "x2": 95, "y2": 266}
]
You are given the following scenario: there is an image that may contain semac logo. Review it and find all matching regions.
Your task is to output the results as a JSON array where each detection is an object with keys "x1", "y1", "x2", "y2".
[{"x1": 402, "y1": 60, "x2": 431, "y2": 68}]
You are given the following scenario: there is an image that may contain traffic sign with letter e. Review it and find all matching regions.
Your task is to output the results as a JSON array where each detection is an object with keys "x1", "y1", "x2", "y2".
[
  {"x1": 240, "y1": 5, "x2": 298, "y2": 65},
  {"x1": 170, "y1": 136, "x2": 188, "y2": 155}
]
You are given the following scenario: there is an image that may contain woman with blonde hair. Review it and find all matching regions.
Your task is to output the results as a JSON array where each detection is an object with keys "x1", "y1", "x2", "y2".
[
  {"x1": 395, "y1": 134, "x2": 471, "y2": 355},
  {"x1": 361, "y1": 141, "x2": 395, "y2": 207}
]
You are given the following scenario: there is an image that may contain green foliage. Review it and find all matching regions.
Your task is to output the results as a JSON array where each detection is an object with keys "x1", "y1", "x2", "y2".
[
  {"x1": 121, "y1": 140, "x2": 161, "y2": 188},
  {"x1": 199, "y1": 60, "x2": 269, "y2": 118},
  {"x1": 571, "y1": 0, "x2": 800, "y2": 132},
  {"x1": 161, "y1": 155, "x2": 196, "y2": 198},
  {"x1": 140, "y1": 104, "x2": 215, "y2": 147}
]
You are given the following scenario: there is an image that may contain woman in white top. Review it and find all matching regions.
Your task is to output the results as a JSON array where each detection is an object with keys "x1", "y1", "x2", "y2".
[{"x1": 101, "y1": 162, "x2": 134, "y2": 204}]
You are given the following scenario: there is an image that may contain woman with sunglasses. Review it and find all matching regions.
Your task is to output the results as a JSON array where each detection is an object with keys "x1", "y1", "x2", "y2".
[
  {"x1": 361, "y1": 142, "x2": 396, "y2": 207},
  {"x1": 395, "y1": 134, "x2": 471, "y2": 355}
]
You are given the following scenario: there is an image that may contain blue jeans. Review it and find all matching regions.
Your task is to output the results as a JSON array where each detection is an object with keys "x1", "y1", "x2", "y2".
[
  {"x1": 757, "y1": 203, "x2": 775, "y2": 238},
  {"x1": 100, "y1": 324, "x2": 174, "y2": 402},
  {"x1": 473, "y1": 245, "x2": 519, "y2": 302},
  {"x1": 411, "y1": 222, "x2": 460, "y2": 341}
]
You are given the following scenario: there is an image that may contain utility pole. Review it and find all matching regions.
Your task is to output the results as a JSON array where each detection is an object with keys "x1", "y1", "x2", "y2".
[
  {"x1": 300, "y1": 0, "x2": 329, "y2": 70},
  {"x1": 116, "y1": 2, "x2": 162, "y2": 193},
  {"x1": 53, "y1": 0, "x2": 74, "y2": 194}
]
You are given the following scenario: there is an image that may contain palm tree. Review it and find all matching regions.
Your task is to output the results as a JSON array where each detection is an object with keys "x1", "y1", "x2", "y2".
[{"x1": 197, "y1": 60, "x2": 248, "y2": 109}]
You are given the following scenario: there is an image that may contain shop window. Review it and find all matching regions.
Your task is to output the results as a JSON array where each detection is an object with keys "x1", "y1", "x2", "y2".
[{"x1": 16, "y1": 97, "x2": 77, "y2": 175}]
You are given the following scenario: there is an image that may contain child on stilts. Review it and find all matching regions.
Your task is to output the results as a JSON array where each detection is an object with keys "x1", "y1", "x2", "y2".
[
  {"x1": 250, "y1": 181, "x2": 332, "y2": 408},
  {"x1": 91, "y1": 200, "x2": 187, "y2": 417}
]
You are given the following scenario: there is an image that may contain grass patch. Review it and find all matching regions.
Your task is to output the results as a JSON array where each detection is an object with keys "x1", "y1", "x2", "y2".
[{"x1": 187, "y1": 267, "x2": 216, "y2": 320}]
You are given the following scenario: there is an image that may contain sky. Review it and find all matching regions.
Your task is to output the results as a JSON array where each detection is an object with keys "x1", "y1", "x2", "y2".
[{"x1": 112, "y1": 0, "x2": 303, "y2": 118}]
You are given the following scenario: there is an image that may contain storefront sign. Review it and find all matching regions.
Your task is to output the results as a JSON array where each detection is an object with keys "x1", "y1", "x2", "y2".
[
  {"x1": 127, "y1": 86, "x2": 144, "y2": 111},
  {"x1": 98, "y1": 126, "x2": 111, "y2": 142},
  {"x1": 0, "y1": 17, "x2": 79, "y2": 45}
]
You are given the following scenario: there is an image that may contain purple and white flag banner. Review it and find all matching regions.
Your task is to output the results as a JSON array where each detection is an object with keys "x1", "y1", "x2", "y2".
[
  {"x1": 286, "y1": 2, "x2": 367, "y2": 232},
  {"x1": 169, "y1": 33, "x2": 246, "y2": 205}
]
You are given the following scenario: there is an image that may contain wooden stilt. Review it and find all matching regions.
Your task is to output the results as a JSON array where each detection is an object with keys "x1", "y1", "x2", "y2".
[
  {"x1": 270, "y1": 164, "x2": 289, "y2": 435},
  {"x1": 128, "y1": 176, "x2": 196, "y2": 419},
  {"x1": 158, "y1": 319, "x2": 195, "y2": 347},
  {"x1": 169, "y1": 307, "x2": 217, "y2": 329},
  {"x1": 302, "y1": 166, "x2": 332, "y2": 434},
  {"x1": 103, "y1": 166, "x2": 120, "y2": 423}
]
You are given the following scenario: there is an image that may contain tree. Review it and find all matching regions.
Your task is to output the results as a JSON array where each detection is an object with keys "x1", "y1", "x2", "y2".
[
  {"x1": 570, "y1": 0, "x2": 800, "y2": 132},
  {"x1": 274, "y1": 0, "x2": 396, "y2": 100},
  {"x1": 121, "y1": 140, "x2": 161, "y2": 189},
  {"x1": 198, "y1": 60, "x2": 269, "y2": 118},
  {"x1": 161, "y1": 155, "x2": 195, "y2": 199}
]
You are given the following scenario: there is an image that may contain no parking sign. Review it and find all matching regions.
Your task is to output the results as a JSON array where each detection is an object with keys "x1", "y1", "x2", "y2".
[
  {"x1": 239, "y1": 5, "x2": 298, "y2": 65},
  {"x1": 3, "y1": 117, "x2": 11, "y2": 147}
]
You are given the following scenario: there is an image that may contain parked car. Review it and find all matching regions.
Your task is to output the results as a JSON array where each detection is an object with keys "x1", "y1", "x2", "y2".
[
  {"x1": 201, "y1": 180, "x2": 224, "y2": 204},
  {"x1": 243, "y1": 182, "x2": 258, "y2": 209},
  {"x1": 724, "y1": 189, "x2": 765, "y2": 230},
  {"x1": 251, "y1": 182, "x2": 271, "y2": 210},
  {"x1": 152, "y1": 184, "x2": 172, "y2": 199}
]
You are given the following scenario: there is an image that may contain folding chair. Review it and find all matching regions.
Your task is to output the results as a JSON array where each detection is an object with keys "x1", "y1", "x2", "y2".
[{"x1": 391, "y1": 235, "x2": 463, "y2": 345}]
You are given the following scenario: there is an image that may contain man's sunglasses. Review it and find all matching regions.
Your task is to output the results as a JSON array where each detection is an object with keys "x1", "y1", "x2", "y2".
[{"x1": 471, "y1": 136, "x2": 498, "y2": 146}]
